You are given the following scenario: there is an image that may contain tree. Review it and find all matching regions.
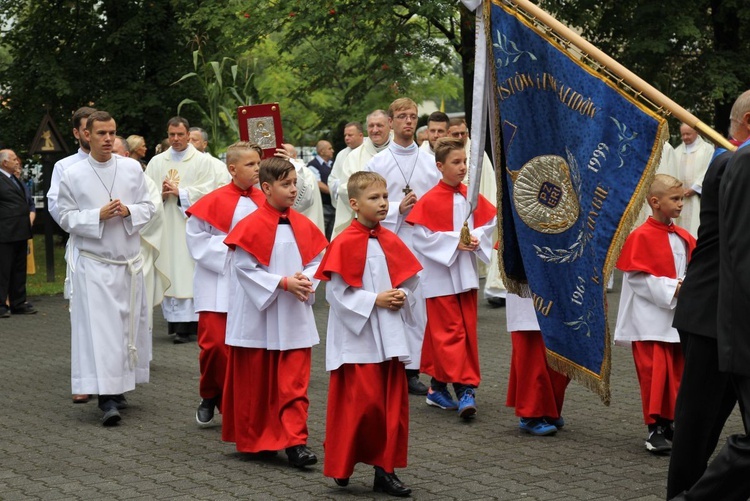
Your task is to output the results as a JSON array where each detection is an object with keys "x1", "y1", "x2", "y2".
[
  {"x1": 542, "y1": 0, "x2": 750, "y2": 136},
  {"x1": 0, "y1": 0, "x2": 196, "y2": 156},
  {"x1": 251, "y1": 0, "x2": 471, "y2": 136},
  {"x1": 173, "y1": 43, "x2": 258, "y2": 155}
]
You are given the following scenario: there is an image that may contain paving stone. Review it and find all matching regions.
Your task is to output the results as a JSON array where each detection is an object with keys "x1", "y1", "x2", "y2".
[{"x1": 0, "y1": 278, "x2": 745, "y2": 500}]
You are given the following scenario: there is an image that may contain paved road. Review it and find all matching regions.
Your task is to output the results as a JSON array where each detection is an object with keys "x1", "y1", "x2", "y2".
[{"x1": 0, "y1": 278, "x2": 742, "y2": 500}]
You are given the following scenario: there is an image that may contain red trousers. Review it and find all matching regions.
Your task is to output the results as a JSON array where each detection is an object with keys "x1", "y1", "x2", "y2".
[
  {"x1": 222, "y1": 347, "x2": 311, "y2": 453},
  {"x1": 420, "y1": 290, "x2": 480, "y2": 386},
  {"x1": 631, "y1": 340, "x2": 684, "y2": 425},
  {"x1": 323, "y1": 360, "x2": 409, "y2": 478},
  {"x1": 506, "y1": 330, "x2": 570, "y2": 419},
  {"x1": 197, "y1": 311, "x2": 228, "y2": 407}
]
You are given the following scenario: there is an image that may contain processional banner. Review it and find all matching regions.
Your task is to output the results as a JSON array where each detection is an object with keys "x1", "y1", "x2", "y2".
[{"x1": 488, "y1": 0, "x2": 668, "y2": 403}]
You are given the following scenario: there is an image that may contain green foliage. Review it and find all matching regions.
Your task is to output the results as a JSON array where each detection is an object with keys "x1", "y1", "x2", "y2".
[
  {"x1": 0, "y1": 0, "x2": 195, "y2": 157},
  {"x1": 0, "y1": 0, "x2": 467, "y2": 156},
  {"x1": 543, "y1": 0, "x2": 750, "y2": 135},
  {"x1": 173, "y1": 43, "x2": 257, "y2": 155}
]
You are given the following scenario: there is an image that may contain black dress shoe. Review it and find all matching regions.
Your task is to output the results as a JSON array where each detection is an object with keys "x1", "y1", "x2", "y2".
[
  {"x1": 407, "y1": 376, "x2": 428, "y2": 395},
  {"x1": 334, "y1": 478, "x2": 349, "y2": 487},
  {"x1": 11, "y1": 303, "x2": 37, "y2": 315},
  {"x1": 285, "y1": 445, "x2": 317, "y2": 468},
  {"x1": 100, "y1": 401, "x2": 122, "y2": 426},
  {"x1": 113, "y1": 394, "x2": 128, "y2": 410},
  {"x1": 173, "y1": 334, "x2": 192, "y2": 344},
  {"x1": 486, "y1": 296, "x2": 506, "y2": 307},
  {"x1": 196, "y1": 397, "x2": 217, "y2": 427},
  {"x1": 0, "y1": 307, "x2": 9, "y2": 318},
  {"x1": 373, "y1": 468, "x2": 411, "y2": 497}
]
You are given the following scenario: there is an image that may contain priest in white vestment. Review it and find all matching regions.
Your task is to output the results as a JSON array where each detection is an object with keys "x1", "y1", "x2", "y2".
[
  {"x1": 674, "y1": 124, "x2": 714, "y2": 237},
  {"x1": 58, "y1": 111, "x2": 155, "y2": 426},
  {"x1": 331, "y1": 110, "x2": 392, "y2": 238},
  {"x1": 327, "y1": 121, "x2": 364, "y2": 202},
  {"x1": 145, "y1": 117, "x2": 216, "y2": 343}
]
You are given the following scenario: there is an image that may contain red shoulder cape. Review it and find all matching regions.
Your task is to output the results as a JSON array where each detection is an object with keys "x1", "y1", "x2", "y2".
[
  {"x1": 314, "y1": 219, "x2": 422, "y2": 288},
  {"x1": 405, "y1": 180, "x2": 496, "y2": 231},
  {"x1": 224, "y1": 201, "x2": 328, "y2": 266},
  {"x1": 616, "y1": 217, "x2": 696, "y2": 278},
  {"x1": 185, "y1": 182, "x2": 266, "y2": 233}
]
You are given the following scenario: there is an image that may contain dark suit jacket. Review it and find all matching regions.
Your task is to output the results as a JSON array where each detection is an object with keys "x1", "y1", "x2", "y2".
[
  {"x1": 307, "y1": 157, "x2": 333, "y2": 207},
  {"x1": 673, "y1": 150, "x2": 732, "y2": 338},
  {"x1": 718, "y1": 143, "x2": 750, "y2": 376},
  {"x1": 0, "y1": 172, "x2": 33, "y2": 243}
]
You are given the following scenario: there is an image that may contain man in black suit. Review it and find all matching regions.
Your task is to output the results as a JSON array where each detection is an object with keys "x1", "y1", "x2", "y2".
[
  {"x1": 307, "y1": 140, "x2": 335, "y2": 239},
  {"x1": 667, "y1": 142, "x2": 736, "y2": 498},
  {"x1": 0, "y1": 149, "x2": 36, "y2": 318},
  {"x1": 671, "y1": 90, "x2": 750, "y2": 500}
]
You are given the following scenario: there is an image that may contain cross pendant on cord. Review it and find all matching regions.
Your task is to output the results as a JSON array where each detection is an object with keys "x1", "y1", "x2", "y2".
[{"x1": 402, "y1": 185, "x2": 412, "y2": 195}]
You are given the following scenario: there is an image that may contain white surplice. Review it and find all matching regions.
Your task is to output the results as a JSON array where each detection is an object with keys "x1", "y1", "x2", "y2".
[
  {"x1": 505, "y1": 293, "x2": 540, "y2": 331},
  {"x1": 364, "y1": 142, "x2": 440, "y2": 369},
  {"x1": 325, "y1": 239, "x2": 418, "y2": 371},
  {"x1": 290, "y1": 159, "x2": 321, "y2": 230},
  {"x1": 410, "y1": 193, "x2": 495, "y2": 298},
  {"x1": 225, "y1": 225, "x2": 322, "y2": 350},
  {"x1": 331, "y1": 138, "x2": 390, "y2": 238},
  {"x1": 48, "y1": 148, "x2": 89, "y2": 299},
  {"x1": 58, "y1": 156, "x2": 155, "y2": 395},
  {"x1": 186, "y1": 196, "x2": 260, "y2": 313},
  {"x1": 614, "y1": 232, "x2": 687, "y2": 345},
  {"x1": 145, "y1": 144, "x2": 215, "y2": 322},
  {"x1": 327, "y1": 145, "x2": 352, "y2": 203}
]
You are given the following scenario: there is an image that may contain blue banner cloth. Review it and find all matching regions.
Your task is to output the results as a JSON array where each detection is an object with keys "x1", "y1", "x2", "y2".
[{"x1": 489, "y1": 0, "x2": 667, "y2": 403}]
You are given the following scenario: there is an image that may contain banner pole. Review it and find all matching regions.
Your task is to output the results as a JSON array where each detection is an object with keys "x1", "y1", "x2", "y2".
[{"x1": 507, "y1": 0, "x2": 736, "y2": 151}]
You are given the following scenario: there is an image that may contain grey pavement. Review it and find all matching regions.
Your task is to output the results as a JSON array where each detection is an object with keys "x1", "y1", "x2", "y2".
[{"x1": 0, "y1": 276, "x2": 743, "y2": 500}]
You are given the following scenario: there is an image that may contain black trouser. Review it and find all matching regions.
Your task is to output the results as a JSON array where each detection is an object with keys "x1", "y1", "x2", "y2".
[
  {"x1": 0, "y1": 240, "x2": 28, "y2": 310},
  {"x1": 666, "y1": 331, "x2": 737, "y2": 499},
  {"x1": 430, "y1": 377, "x2": 472, "y2": 400},
  {"x1": 671, "y1": 374, "x2": 750, "y2": 501}
]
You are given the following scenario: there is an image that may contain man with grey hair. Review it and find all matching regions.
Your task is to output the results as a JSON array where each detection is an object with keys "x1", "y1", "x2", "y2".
[
  {"x1": 670, "y1": 89, "x2": 750, "y2": 500},
  {"x1": 189, "y1": 126, "x2": 231, "y2": 189},
  {"x1": 330, "y1": 110, "x2": 392, "y2": 239},
  {"x1": 0, "y1": 149, "x2": 35, "y2": 318}
]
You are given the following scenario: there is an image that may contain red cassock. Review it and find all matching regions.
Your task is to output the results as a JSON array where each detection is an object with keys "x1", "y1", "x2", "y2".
[
  {"x1": 324, "y1": 360, "x2": 409, "y2": 477},
  {"x1": 186, "y1": 183, "x2": 267, "y2": 408},
  {"x1": 631, "y1": 341, "x2": 684, "y2": 424},
  {"x1": 221, "y1": 202, "x2": 328, "y2": 452},
  {"x1": 617, "y1": 217, "x2": 695, "y2": 425},
  {"x1": 221, "y1": 347, "x2": 312, "y2": 452},
  {"x1": 506, "y1": 330, "x2": 570, "y2": 419},
  {"x1": 316, "y1": 219, "x2": 421, "y2": 477},
  {"x1": 406, "y1": 181, "x2": 496, "y2": 386}
]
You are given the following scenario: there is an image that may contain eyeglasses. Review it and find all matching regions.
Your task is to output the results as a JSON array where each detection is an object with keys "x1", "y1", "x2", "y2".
[{"x1": 394, "y1": 113, "x2": 418, "y2": 121}]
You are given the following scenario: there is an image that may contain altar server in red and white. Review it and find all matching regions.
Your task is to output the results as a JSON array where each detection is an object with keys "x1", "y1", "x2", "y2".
[
  {"x1": 614, "y1": 174, "x2": 696, "y2": 454},
  {"x1": 222, "y1": 157, "x2": 328, "y2": 468},
  {"x1": 316, "y1": 171, "x2": 421, "y2": 496},
  {"x1": 405, "y1": 137, "x2": 496, "y2": 420},
  {"x1": 185, "y1": 141, "x2": 266, "y2": 428}
]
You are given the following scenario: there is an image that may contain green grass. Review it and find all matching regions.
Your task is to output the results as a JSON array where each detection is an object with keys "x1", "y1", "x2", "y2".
[{"x1": 26, "y1": 234, "x2": 66, "y2": 296}]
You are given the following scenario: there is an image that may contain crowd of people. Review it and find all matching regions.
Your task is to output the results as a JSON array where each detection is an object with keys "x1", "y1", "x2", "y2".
[{"x1": 1, "y1": 89, "x2": 749, "y2": 499}]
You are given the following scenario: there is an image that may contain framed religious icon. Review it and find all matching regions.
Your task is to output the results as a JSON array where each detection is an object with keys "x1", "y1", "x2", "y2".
[{"x1": 238, "y1": 103, "x2": 284, "y2": 158}]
